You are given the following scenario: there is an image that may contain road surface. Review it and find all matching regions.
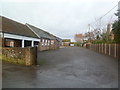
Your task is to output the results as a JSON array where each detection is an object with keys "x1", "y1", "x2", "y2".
[{"x1": 2, "y1": 47, "x2": 118, "y2": 88}]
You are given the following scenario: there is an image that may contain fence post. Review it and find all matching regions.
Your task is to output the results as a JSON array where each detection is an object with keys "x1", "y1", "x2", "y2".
[
  {"x1": 109, "y1": 44, "x2": 111, "y2": 56},
  {"x1": 96, "y1": 44, "x2": 98, "y2": 52},
  {"x1": 100, "y1": 44, "x2": 101, "y2": 53},
  {"x1": 114, "y1": 43, "x2": 117, "y2": 58},
  {"x1": 102, "y1": 43, "x2": 103, "y2": 53},
  {"x1": 105, "y1": 43, "x2": 106, "y2": 54},
  {"x1": 96, "y1": 44, "x2": 97, "y2": 51},
  {"x1": 94, "y1": 44, "x2": 95, "y2": 51},
  {"x1": 90, "y1": 44, "x2": 92, "y2": 50},
  {"x1": 90, "y1": 44, "x2": 91, "y2": 50},
  {"x1": 95, "y1": 44, "x2": 96, "y2": 51},
  {"x1": 98, "y1": 44, "x2": 99, "y2": 52},
  {"x1": 94, "y1": 44, "x2": 96, "y2": 51},
  {"x1": 99, "y1": 44, "x2": 100, "y2": 52},
  {"x1": 97, "y1": 44, "x2": 99, "y2": 52},
  {"x1": 96, "y1": 44, "x2": 97, "y2": 52}
]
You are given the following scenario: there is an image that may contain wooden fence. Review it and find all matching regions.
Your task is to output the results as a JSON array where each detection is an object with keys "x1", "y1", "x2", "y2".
[{"x1": 86, "y1": 44, "x2": 120, "y2": 59}]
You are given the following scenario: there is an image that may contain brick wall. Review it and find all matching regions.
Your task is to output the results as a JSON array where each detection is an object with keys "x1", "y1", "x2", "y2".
[
  {"x1": 37, "y1": 39, "x2": 60, "y2": 51},
  {"x1": 38, "y1": 39, "x2": 50, "y2": 51},
  {"x1": 54, "y1": 40, "x2": 60, "y2": 49},
  {"x1": 1, "y1": 47, "x2": 37, "y2": 66},
  {"x1": 38, "y1": 42, "x2": 50, "y2": 51}
]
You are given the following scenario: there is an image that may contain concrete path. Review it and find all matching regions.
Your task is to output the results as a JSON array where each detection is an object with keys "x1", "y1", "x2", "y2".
[{"x1": 2, "y1": 47, "x2": 118, "y2": 88}]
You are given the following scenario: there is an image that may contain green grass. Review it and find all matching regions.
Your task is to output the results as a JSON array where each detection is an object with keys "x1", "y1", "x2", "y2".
[{"x1": 0, "y1": 54, "x2": 24, "y2": 65}]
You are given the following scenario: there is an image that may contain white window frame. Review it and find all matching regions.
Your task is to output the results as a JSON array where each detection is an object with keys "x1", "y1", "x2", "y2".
[
  {"x1": 10, "y1": 41, "x2": 14, "y2": 47},
  {"x1": 45, "y1": 40, "x2": 48, "y2": 46},
  {"x1": 48, "y1": 40, "x2": 50, "y2": 46},
  {"x1": 42, "y1": 39, "x2": 44, "y2": 46},
  {"x1": 51, "y1": 40, "x2": 54, "y2": 44}
]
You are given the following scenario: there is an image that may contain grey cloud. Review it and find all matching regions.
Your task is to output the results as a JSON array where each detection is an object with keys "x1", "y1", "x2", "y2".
[{"x1": 1, "y1": 0, "x2": 119, "y2": 41}]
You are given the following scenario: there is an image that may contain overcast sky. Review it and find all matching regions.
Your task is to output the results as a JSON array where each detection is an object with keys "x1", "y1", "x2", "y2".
[{"x1": 0, "y1": 0, "x2": 119, "y2": 41}]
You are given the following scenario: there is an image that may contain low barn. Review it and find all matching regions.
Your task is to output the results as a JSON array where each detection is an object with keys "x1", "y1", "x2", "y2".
[
  {"x1": 0, "y1": 16, "x2": 40, "y2": 48},
  {"x1": 54, "y1": 36, "x2": 62, "y2": 49},
  {"x1": 26, "y1": 23, "x2": 52, "y2": 51}
]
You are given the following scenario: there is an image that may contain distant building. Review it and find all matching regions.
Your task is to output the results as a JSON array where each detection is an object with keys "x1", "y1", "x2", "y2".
[
  {"x1": 62, "y1": 39, "x2": 71, "y2": 46},
  {"x1": 74, "y1": 34, "x2": 83, "y2": 43},
  {"x1": 109, "y1": 32, "x2": 114, "y2": 40},
  {"x1": 107, "y1": 24, "x2": 114, "y2": 40},
  {"x1": 70, "y1": 42, "x2": 75, "y2": 47},
  {"x1": 107, "y1": 24, "x2": 111, "y2": 35}
]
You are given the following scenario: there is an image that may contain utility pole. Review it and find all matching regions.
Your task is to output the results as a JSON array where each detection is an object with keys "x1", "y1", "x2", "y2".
[{"x1": 88, "y1": 24, "x2": 91, "y2": 42}]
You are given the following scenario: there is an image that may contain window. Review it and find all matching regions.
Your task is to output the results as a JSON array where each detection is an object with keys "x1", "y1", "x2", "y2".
[
  {"x1": 51, "y1": 40, "x2": 54, "y2": 44},
  {"x1": 0, "y1": 32, "x2": 3, "y2": 37},
  {"x1": 42, "y1": 39, "x2": 44, "y2": 46},
  {"x1": 10, "y1": 41, "x2": 14, "y2": 47},
  {"x1": 45, "y1": 40, "x2": 48, "y2": 46},
  {"x1": 48, "y1": 40, "x2": 50, "y2": 46}
]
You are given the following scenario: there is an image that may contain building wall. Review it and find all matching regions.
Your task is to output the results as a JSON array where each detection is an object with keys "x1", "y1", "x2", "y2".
[
  {"x1": 54, "y1": 40, "x2": 60, "y2": 49},
  {"x1": 38, "y1": 39, "x2": 61, "y2": 51},
  {"x1": 62, "y1": 42, "x2": 70, "y2": 46},
  {"x1": 38, "y1": 38, "x2": 51, "y2": 51},
  {"x1": 49, "y1": 40, "x2": 55, "y2": 50}
]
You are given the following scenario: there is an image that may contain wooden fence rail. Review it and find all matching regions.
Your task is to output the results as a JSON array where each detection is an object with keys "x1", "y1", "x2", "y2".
[{"x1": 86, "y1": 44, "x2": 120, "y2": 59}]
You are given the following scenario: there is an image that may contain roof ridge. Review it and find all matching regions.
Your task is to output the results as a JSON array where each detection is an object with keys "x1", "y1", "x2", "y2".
[
  {"x1": 26, "y1": 23, "x2": 54, "y2": 39},
  {"x1": 26, "y1": 23, "x2": 40, "y2": 38},
  {"x1": 2, "y1": 16, "x2": 25, "y2": 26},
  {"x1": 26, "y1": 23, "x2": 48, "y2": 33}
]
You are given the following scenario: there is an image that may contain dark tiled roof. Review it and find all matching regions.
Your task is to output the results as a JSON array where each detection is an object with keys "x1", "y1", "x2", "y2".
[
  {"x1": 26, "y1": 23, "x2": 52, "y2": 39},
  {"x1": 1, "y1": 16, "x2": 38, "y2": 38},
  {"x1": 54, "y1": 36, "x2": 62, "y2": 42},
  {"x1": 48, "y1": 33, "x2": 56, "y2": 40}
]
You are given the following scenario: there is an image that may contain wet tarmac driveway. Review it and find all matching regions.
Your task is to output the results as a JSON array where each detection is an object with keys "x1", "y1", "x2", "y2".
[{"x1": 2, "y1": 47, "x2": 118, "y2": 88}]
